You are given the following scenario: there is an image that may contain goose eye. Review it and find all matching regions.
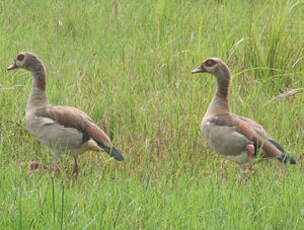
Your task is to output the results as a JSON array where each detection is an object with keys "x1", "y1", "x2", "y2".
[
  {"x1": 205, "y1": 60, "x2": 215, "y2": 67},
  {"x1": 17, "y1": 54, "x2": 24, "y2": 61}
]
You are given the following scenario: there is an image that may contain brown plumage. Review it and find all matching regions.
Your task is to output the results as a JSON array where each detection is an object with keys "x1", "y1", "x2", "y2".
[
  {"x1": 192, "y1": 58, "x2": 296, "y2": 166},
  {"x1": 35, "y1": 105, "x2": 113, "y2": 147},
  {"x1": 7, "y1": 52, "x2": 124, "y2": 177}
]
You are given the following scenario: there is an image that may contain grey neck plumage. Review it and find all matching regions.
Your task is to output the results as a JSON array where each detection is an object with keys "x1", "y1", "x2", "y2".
[
  {"x1": 205, "y1": 67, "x2": 231, "y2": 117},
  {"x1": 26, "y1": 68, "x2": 49, "y2": 113}
]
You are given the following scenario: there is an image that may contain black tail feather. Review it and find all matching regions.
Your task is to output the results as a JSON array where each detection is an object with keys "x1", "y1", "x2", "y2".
[
  {"x1": 107, "y1": 146, "x2": 124, "y2": 161},
  {"x1": 96, "y1": 141, "x2": 124, "y2": 161},
  {"x1": 268, "y1": 139, "x2": 296, "y2": 164}
]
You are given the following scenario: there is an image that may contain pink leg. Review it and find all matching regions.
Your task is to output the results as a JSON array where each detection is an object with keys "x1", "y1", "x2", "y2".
[
  {"x1": 239, "y1": 144, "x2": 256, "y2": 181},
  {"x1": 73, "y1": 157, "x2": 79, "y2": 179},
  {"x1": 246, "y1": 143, "x2": 255, "y2": 171}
]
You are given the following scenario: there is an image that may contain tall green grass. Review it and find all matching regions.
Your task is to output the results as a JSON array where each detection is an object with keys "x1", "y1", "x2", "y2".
[{"x1": 0, "y1": 0, "x2": 303, "y2": 229}]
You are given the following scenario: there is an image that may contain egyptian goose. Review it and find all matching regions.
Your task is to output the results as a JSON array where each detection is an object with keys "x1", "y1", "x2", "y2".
[
  {"x1": 7, "y1": 52, "x2": 124, "y2": 177},
  {"x1": 192, "y1": 58, "x2": 296, "y2": 167}
]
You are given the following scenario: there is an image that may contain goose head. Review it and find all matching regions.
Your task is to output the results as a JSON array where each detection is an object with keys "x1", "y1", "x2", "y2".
[
  {"x1": 7, "y1": 52, "x2": 44, "y2": 72},
  {"x1": 192, "y1": 58, "x2": 230, "y2": 79}
]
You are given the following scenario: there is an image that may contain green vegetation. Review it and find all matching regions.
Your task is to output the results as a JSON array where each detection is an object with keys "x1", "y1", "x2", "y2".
[{"x1": 0, "y1": 0, "x2": 303, "y2": 229}]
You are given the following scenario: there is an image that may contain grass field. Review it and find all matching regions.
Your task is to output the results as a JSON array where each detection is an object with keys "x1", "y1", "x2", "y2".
[{"x1": 0, "y1": 0, "x2": 303, "y2": 229}]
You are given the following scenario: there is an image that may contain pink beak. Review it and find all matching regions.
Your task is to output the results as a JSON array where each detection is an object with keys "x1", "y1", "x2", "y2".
[
  {"x1": 7, "y1": 62, "x2": 17, "y2": 70},
  {"x1": 191, "y1": 66, "x2": 205, "y2": 74}
]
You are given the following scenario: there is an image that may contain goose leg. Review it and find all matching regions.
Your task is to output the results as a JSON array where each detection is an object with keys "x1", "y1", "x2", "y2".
[
  {"x1": 73, "y1": 157, "x2": 79, "y2": 179},
  {"x1": 239, "y1": 144, "x2": 256, "y2": 181},
  {"x1": 246, "y1": 143, "x2": 255, "y2": 171}
]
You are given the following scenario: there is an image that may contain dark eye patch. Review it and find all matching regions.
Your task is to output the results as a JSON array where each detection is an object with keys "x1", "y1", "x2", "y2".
[
  {"x1": 17, "y1": 54, "x2": 24, "y2": 61},
  {"x1": 205, "y1": 59, "x2": 216, "y2": 67}
]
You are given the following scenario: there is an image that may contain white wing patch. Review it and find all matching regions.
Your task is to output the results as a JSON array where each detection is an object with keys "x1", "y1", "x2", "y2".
[{"x1": 39, "y1": 117, "x2": 56, "y2": 125}]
